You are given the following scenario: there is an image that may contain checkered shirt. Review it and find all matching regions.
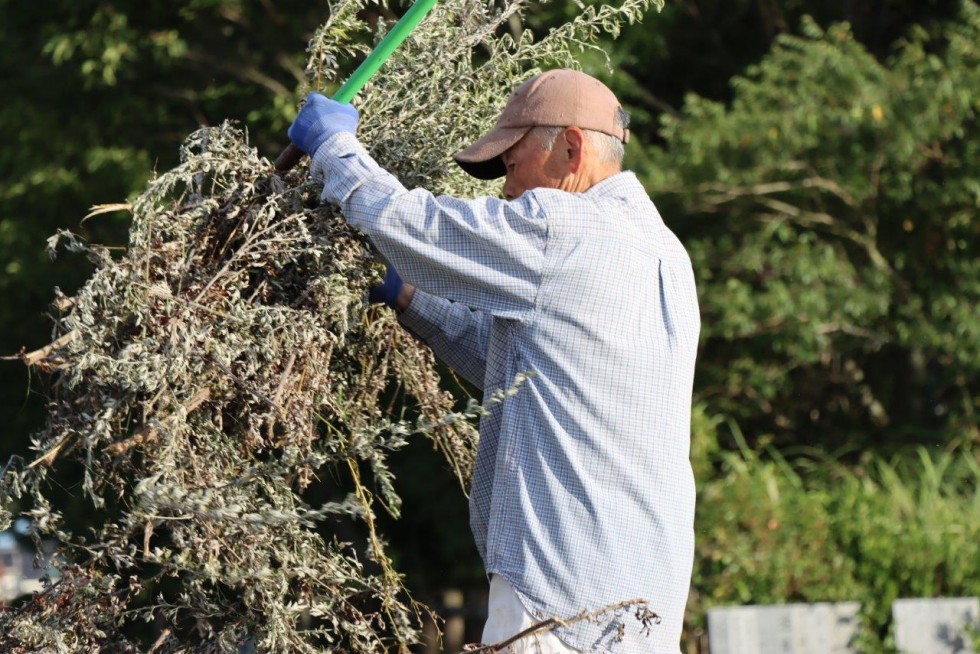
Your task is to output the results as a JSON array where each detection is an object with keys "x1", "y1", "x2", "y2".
[{"x1": 314, "y1": 133, "x2": 700, "y2": 653}]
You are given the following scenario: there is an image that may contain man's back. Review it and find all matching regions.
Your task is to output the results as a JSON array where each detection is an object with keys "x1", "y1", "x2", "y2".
[{"x1": 470, "y1": 173, "x2": 700, "y2": 652}]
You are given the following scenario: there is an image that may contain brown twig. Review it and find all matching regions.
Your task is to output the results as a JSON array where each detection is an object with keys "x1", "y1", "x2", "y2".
[
  {"x1": 143, "y1": 520, "x2": 155, "y2": 558},
  {"x1": 82, "y1": 202, "x2": 132, "y2": 224},
  {"x1": 2, "y1": 330, "x2": 79, "y2": 366},
  {"x1": 147, "y1": 627, "x2": 172, "y2": 653},
  {"x1": 272, "y1": 353, "x2": 297, "y2": 405},
  {"x1": 266, "y1": 353, "x2": 299, "y2": 441},
  {"x1": 462, "y1": 597, "x2": 651, "y2": 653},
  {"x1": 28, "y1": 434, "x2": 74, "y2": 469},
  {"x1": 106, "y1": 388, "x2": 211, "y2": 455}
]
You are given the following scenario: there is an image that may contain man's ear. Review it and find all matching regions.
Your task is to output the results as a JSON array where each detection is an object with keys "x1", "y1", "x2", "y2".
[{"x1": 563, "y1": 127, "x2": 585, "y2": 173}]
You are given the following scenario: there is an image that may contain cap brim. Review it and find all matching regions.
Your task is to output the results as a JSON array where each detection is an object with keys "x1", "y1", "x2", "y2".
[{"x1": 452, "y1": 126, "x2": 531, "y2": 180}]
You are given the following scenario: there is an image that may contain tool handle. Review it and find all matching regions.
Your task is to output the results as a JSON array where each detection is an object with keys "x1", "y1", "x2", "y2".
[
  {"x1": 274, "y1": 144, "x2": 305, "y2": 172},
  {"x1": 275, "y1": 0, "x2": 438, "y2": 172}
]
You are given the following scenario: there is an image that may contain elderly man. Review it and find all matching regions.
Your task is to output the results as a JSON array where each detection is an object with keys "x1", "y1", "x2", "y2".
[{"x1": 287, "y1": 69, "x2": 700, "y2": 654}]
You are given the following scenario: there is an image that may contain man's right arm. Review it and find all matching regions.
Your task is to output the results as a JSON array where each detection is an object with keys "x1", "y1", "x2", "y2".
[{"x1": 397, "y1": 286, "x2": 489, "y2": 390}]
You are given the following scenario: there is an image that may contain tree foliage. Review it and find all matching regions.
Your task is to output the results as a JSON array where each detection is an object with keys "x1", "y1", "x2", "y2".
[{"x1": 643, "y1": 2, "x2": 979, "y2": 451}]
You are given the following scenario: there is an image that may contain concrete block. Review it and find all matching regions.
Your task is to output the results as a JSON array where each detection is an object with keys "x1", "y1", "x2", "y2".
[
  {"x1": 708, "y1": 602, "x2": 862, "y2": 654},
  {"x1": 893, "y1": 597, "x2": 979, "y2": 654}
]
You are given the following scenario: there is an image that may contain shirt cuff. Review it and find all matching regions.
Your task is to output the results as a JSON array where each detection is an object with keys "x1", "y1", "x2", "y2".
[
  {"x1": 397, "y1": 288, "x2": 451, "y2": 343},
  {"x1": 311, "y1": 132, "x2": 386, "y2": 206}
]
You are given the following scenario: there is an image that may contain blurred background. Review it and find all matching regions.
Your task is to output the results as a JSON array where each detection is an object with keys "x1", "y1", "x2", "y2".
[{"x1": 1, "y1": 1, "x2": 976, "y2": 651}]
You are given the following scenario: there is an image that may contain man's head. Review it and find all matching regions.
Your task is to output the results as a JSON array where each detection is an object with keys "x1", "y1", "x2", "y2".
[{"x1": 454, "y1": 69, "x2": 630, "y2": 198}]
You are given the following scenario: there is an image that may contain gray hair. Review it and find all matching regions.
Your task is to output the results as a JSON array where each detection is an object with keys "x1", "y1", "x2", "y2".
[{"x1": 531, "y1": 107, "x2": 630, "y2": 166}]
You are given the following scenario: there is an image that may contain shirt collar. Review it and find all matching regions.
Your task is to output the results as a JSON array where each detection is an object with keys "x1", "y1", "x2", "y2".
[{"x1": 582, "y1": 171, "x2": 644, "y2": 199}]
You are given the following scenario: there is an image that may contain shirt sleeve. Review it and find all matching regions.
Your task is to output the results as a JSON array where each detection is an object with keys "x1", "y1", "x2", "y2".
[
  {"x1": 312, "y1": 132, "x2": 547, "y2": 321},
  {"x1": 397, "y1": 288, "x2": 490, "y2": 390}
]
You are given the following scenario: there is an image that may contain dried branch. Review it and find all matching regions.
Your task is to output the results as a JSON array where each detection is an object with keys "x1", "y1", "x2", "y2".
[
  {"x1": 462, "y1": 598, "x2": 658, "y2": 653},
  {"x1": 82, "y1": 202, "x2": 132, "y2": 224},
  {"x1": 2, "y1": 329, "x2": 79, "y2": 366},
  {"x1": 27, "y1": 435, "x2": 73, "y2": 469},
  {"x1": 105, "y1": 388, "x2": 212, "y2": 456}
]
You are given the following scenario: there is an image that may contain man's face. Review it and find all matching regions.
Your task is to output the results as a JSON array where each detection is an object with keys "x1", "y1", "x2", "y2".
[{"x1": 501, "y1": 129, "x2": 570, "y2": 201}]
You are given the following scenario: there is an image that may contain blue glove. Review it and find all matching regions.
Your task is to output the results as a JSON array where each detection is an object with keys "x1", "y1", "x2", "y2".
[
  {"x1": 368, "y1": 266, "x2": 404, "y2": 309},
  {"x1": 287, "y1": 92, "x2": 359, "y2": 156}
]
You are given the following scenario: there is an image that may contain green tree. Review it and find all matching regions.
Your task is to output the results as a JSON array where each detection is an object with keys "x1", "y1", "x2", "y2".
[
  {"x1": 642, "y1": 2, "x2": 979, "y2": 451},
  {"x1": 523, "y1": 0, "x2": 965, "y2": 146}
]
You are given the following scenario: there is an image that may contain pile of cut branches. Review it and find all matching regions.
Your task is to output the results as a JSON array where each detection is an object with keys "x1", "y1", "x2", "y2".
[{"x1": 0, "y1": 0, "x2": 659, "y2": 651}]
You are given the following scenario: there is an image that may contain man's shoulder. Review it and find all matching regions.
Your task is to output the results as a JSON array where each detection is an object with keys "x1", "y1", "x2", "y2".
[
  {"x1": 523, "y1": 172, "x2": 658, "y2": 233},
  {"x1": 521, "y1": 171, "x2": 647, "y2": 203},
  {"x1": 584, "y1": 170, "x2": 648, "y2": 200}
]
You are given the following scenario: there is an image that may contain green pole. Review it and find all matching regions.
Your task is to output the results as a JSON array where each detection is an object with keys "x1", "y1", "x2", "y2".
[
  {"x1": 276, "y1": 0, "x2": 439, "y2": 171},
  {"x1": 333, "y1": 0, "x2": 439, "y2": 103}
]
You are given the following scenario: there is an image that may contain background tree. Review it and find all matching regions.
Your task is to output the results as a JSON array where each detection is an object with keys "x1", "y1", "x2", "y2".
[
  {"x1": 636, "y1": 3, "x2": 979, "y2": 647},
  {"x1": 641, "y1": 2, "x2": 978, "y2": 451}
]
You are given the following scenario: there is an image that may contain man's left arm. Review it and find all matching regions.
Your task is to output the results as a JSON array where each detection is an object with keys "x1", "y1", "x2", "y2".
[{"x1": 368, "y1": 270, "x2": 490, "y2": 388}]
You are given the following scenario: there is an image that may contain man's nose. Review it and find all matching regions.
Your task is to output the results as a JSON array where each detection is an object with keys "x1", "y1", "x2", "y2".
[{"x1": 502, "y1": 177, "x2": 515, "y2": 201}]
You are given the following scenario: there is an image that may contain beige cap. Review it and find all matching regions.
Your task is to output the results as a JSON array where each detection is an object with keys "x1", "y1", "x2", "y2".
[{"x1": 453, "y1": 69, "x2": 629, "y2": 180}]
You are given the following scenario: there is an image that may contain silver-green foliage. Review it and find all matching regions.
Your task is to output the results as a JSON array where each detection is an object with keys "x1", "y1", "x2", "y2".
[{"x1": 0, "y1": 0, "x2": 659, "y2": 652}]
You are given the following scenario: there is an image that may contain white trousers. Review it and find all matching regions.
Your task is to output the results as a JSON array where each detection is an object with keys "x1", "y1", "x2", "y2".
[{"x1": 481, "y1": 575, "x2": 583, "y2": 654}]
